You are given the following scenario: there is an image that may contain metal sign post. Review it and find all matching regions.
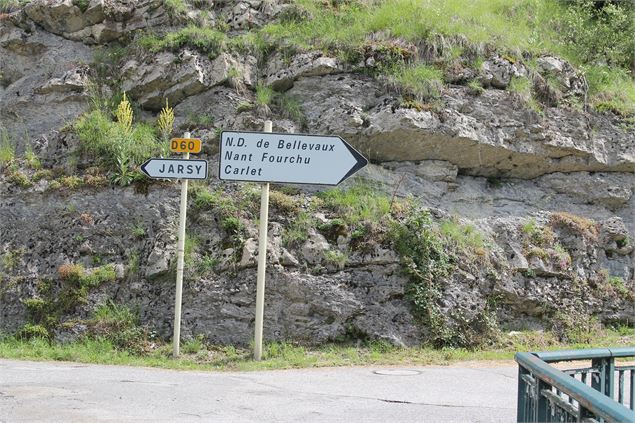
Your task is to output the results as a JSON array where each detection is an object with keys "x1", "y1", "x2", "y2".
[
  {"x1": 254, "y1": 120, "x2": 272, "y2": 361},
  {"x1": 141, "y1": 134, "x2": 207, "y2": 358},
  {"x1": 173, "y1": 132, "x2": 191, "y2": 358},
  {"x1": 218, "y1": 126, "x2": 367, "y2": 361}
]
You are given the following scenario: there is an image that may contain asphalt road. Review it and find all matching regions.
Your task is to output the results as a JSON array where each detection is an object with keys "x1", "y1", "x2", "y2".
[{"x1": 0, "y1": 359, "x2": 517, "y2": 422}]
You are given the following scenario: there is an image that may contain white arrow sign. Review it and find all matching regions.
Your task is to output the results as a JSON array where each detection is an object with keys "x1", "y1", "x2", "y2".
[
  {"x1": 219, "y1": 131, "x2": 368, "y2": 185},
  {"x1": 140, "y1": 158, "x2": 208, "y2": 180}
]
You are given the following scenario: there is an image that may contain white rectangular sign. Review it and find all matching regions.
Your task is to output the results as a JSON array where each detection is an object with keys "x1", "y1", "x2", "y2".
[
  {"x1": 140, "y1": 158, "x2": 208, "y2": 180},
  {"x1": 219, "y1": 131, "x2": 367, "y2": 185}
]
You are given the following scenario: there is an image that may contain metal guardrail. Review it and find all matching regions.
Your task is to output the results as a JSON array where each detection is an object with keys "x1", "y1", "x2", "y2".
[{"x1": 515, "y1": 347, "x2": 635, "y2": 423}]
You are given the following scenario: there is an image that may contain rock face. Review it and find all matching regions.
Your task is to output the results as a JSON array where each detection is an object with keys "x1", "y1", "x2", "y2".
[
  {"x1": 0, "y1": 185, "x2": 420, "y2": 345},
  {"x1": 0, "y1": 23, "x2": 92, "y2": 154},
  {"x1": 121, "y1": 51, "x2": 257, "y2": 111},
  {"x1": 288, "y1": 75, "x2": 634, "y2": 178},
  {"x1": 22, "y1": 0, "x2": 168, "y2": 44},
  {"x1": 0, "y1": 1, "x2": 633, "y2": 346},
  {"x1": 1, "y1": 183, "x2": 632, "y2": 345}
]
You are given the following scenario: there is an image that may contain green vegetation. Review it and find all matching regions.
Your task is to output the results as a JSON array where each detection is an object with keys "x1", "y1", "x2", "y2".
[
  {"x1": 58, "y1": 263, "x2": 117, "y2": 290},
  {"x1": 558, "y1": 0, "x2": 633, "y2": 72},
  {"x1": 607, "y1": 275, "x2": 629, "y2": 297},
  {"x1": 90, "y1": 301, "x2": 148, "y2": 354},
  {"x1": 182, "y1": 335, "x2": 206, "y2": 354},
  {"x1": 235, "y1": 101, "x2": 254, "y2": 113},
  {"x1": 131, "y1": 225, "x2": 145, "y2": 238},
  {"x1": 156, "y1": 99, "x2": 175, "y2": 141},
  {"x1": 2, "y1": 248, "x2": 25, "y2": 271},
  {"x1": 597, "y1": 270, "x2": 634, "y2": 301},
  {"x1": 275, "y1": 94, "x2": 307, "y2": 127},
  {"x1": 585, "y1": 67, "x2": 635, "y2": 116},
  {"x1": 520, "y1": 218, "x2": 574, "y2": 271},
  {"x1": 138, "y1": 26, "x2": 226, "y2": 58},
  {"x1": 32, "y1": 169, "x2": 54, "y2": 182},
  {"x1": 553, "y1": 307, "x2": 605, "y2": 344},
  {"x1": 59, "y1": 175, "x2": 83, "y2": 189},
  {"x1": 0, "y1": 0, "x2": 30, "y2": 12},
  {"x1": 318, "y1": 183, "x2": 391, "y2": 226},
  {"x1": 521, "y1": 218, "x2": 556, "y2": 247},
  {"x1": 188, "y1": 183, "x2": 261, "y2": 255},
  {"x1": 23, "y1": 146, "x2": 41, "y2": 170},
  {"x1": 255, "y1": 83, "x2": 275, "y2": 107},
  {"x1": 16, "y1": 264, "x2": 119, "y2": 340},
  {"x1": 72, "y1": 0, "x2": 89, "y2": 13},
  {"x1": 467, "y1": 80, "x2": 485, "y2": 96},
  {"x1": 196, "y1": 254, "x2": 218, "y2": 274},
  {"x1": 184, "y1": 234, "x2": 200, "y2": 267},
  {"x1": 261, "y1": 0, "x2": 553, "y2": 55},
  {"x1": 133, "y1": 0, "x2": 633, "y2": 116},
  {"x1": 282, "y1": 211, "x2": 316, "y2": 247},
  {"x1": 74, "y1": 95, "x2": 168, "y2": 185},
  {"x1": 7, "y1": 170, "x2": 32, "y2": 188},
  {"x1": 390, "y1": 209, "x2": 456, "y2": 346},
  {"x1": 509, "y1": 76, "x2": 542, "y2": 113},
  {"x1": 439, "y1": 219, "x2": 486, "y2": 252},
  {"x1": 389, "y1": 64, "x2": 444, "y2": 101},
  {"x1": 273, "y1": 182, "x2": 501, "y2": 348},
  {"x1": 164, "y1": 0, "x2": 187, "y2": 17},
  {"x1": 323, "y1": 249, "x2": 348, "y2": 269},
  {"x1": 0, "y1": 127, "x2": 14, "y2": 165},
  {"x1": 15, "y1": 323, "x2": 49, "y2": 340},
  {"x1": 235, "y1": 85, "x2": 307, "y2": 126},
  {"x1": 259, "y1": 0, "x2": 633, "y2": 115},
  {"x1": 0, "y1": 327, "x2": 632, "y2": 372},
  {"x1": 616, "y1": 238, "x2": 629, "y2": 249},
  {"x1": 269, "y1": 189, "x2": 300, "y2": 215}
]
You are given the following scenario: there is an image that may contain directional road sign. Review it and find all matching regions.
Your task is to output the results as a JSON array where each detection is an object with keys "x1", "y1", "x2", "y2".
[
  {"x1": 140, "y1": 158, "x2": 208, "y2": 180},
  {"x1": 171, "y1": 138, "x2": 202, "y2": 154},
  {"x1": 219, "y1": 131, "x2": 368, "y2": 185}
]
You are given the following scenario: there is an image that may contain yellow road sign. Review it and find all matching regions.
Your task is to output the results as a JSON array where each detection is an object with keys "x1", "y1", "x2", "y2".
[{"x1": 171, "y1": 138, "x2": 202, "y2": 154}]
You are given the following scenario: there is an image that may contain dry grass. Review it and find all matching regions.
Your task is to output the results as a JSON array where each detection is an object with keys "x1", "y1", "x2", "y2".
[{"x1": 549, "y1": 212, "x2": 599, "y2": 240}]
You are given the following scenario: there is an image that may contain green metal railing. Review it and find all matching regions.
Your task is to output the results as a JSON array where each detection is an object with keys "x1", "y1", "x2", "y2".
[{"x1": 516, "y1": 347, "x2": 635, "y2": 423}]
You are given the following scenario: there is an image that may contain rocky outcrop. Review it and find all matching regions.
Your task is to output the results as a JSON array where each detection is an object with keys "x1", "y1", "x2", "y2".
[
  {"x1": 21, "y1": 0, "x2": 168, "y2": 44},
  {"x1": 264, "y1": 52, "x2": 342, "y2": 91},
  {"x1": 479, "y1": 55, "x2": 527, "y2": 89},
  {"x1": 289, "y1": 74, "x2": 634, "y2": 178},
  {"x1": 36, "y1": 66, "x2": 90, "y2": 95},
  {"x1": 0, "y1": 22, "x2": 92, "y2": 153},
  {"x1": 121, "y1": 51, "x2": 257, "y2": 110}
]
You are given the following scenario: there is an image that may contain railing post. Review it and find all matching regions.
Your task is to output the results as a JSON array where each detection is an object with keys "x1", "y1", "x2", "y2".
[
  {"x1": 518, "y1": 366, "x2": 529, "y2": 423},
  {"x1": 536, "y1": 380, "x2": 551, "y2": 422},
  {"x1": 592, "y1": 357, "x2": 615, "y2": 399},
  {"x1": 630, "y1": 369, "x2": 634, "y2": 411}
]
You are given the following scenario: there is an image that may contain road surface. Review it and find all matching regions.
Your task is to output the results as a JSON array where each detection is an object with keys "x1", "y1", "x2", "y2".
[{"x1": 0, "y1": 359, "x2": 517, "y2": 422}]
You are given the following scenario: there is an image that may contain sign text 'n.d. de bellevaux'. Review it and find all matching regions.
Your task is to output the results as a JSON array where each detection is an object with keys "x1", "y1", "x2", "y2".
[{"x1": 219, "y1": 131, "x2": 367, "y2": 185}]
